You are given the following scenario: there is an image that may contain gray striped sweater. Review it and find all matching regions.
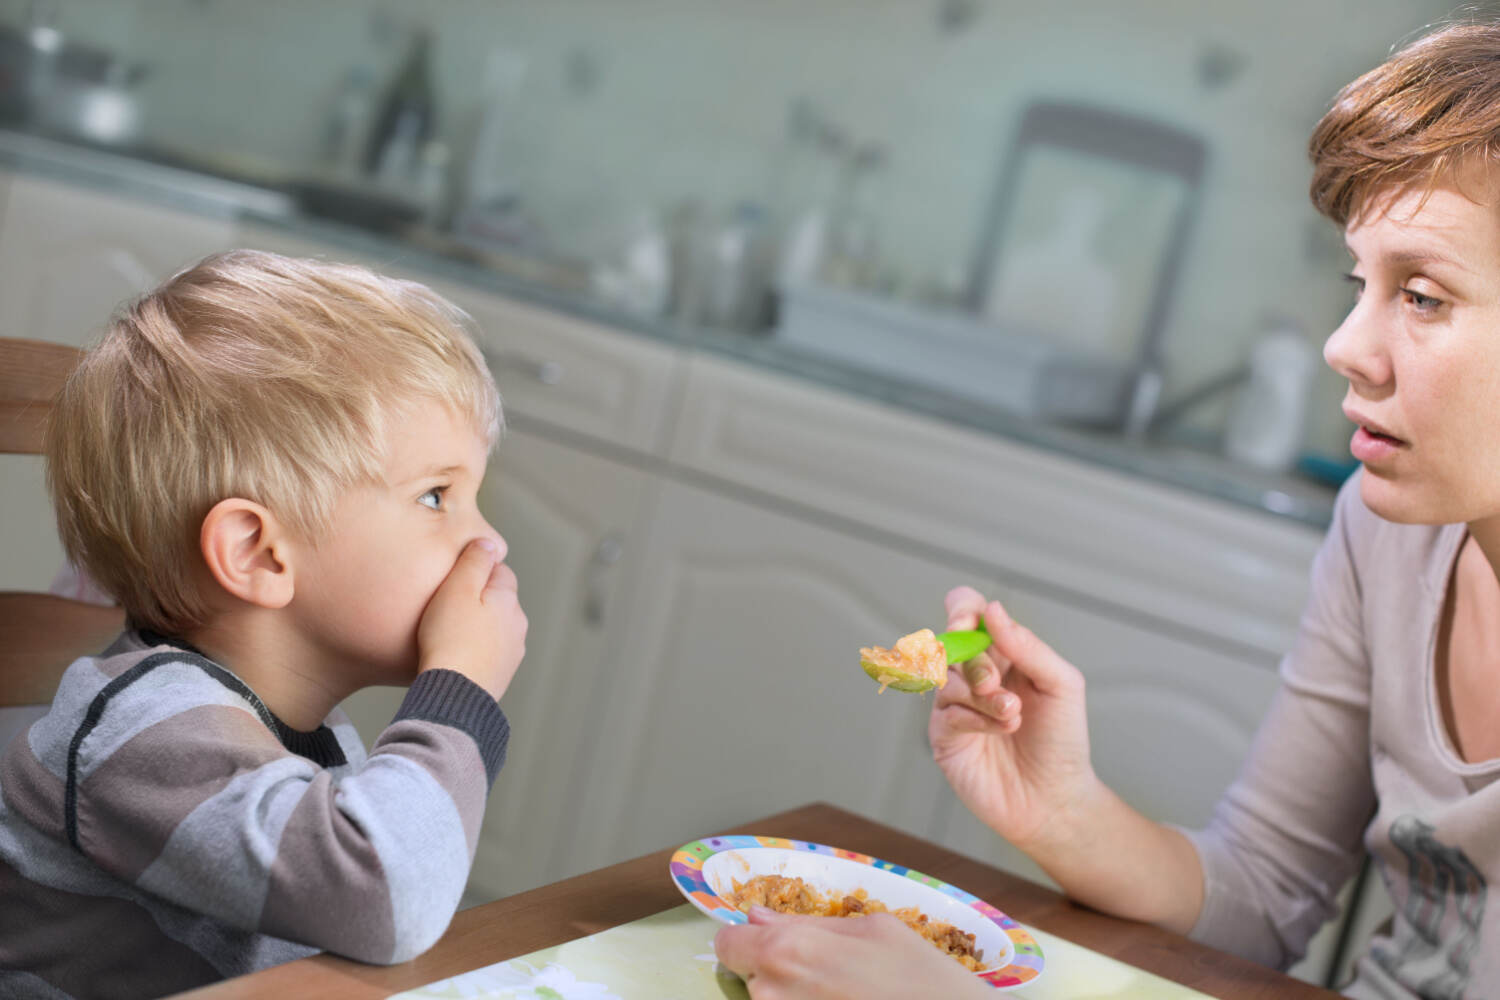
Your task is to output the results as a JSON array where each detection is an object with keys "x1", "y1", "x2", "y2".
[{"x1": 0, "y1": 630, "x2": 509, "y2": 999}]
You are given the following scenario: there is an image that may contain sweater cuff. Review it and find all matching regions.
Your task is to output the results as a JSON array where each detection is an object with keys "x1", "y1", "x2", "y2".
[{"x1": 395, "y1": 669, "x2": 510, "y2": 785}]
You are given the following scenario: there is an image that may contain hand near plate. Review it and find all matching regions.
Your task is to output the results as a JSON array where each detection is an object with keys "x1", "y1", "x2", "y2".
[
  {"x1": 713, "y1": 906, "x2": 993, "y2": 1000},
  {"x1": 929, "y1": 587, "x2": 1098, "y2": 855}
]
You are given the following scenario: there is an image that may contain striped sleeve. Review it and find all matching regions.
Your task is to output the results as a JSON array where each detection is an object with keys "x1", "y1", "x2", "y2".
[{"x1": 66, "y1": 663, "x2": 507, "y2": 964}]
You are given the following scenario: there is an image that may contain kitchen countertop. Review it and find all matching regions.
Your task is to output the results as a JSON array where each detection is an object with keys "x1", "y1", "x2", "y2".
[{"x1": 0, "y1": 127, "x2": 1338, "y2": 529}]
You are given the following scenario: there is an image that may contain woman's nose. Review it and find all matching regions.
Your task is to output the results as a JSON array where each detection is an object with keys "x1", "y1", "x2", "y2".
[{"x1": 1323, "y1": 298, "x2": 1390, "y2": 388}]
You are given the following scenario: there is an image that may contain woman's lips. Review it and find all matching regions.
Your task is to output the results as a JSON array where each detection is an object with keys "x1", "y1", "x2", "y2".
[{"x1": 1350, "y1": 425, "x2": 1405, "y2": 463}]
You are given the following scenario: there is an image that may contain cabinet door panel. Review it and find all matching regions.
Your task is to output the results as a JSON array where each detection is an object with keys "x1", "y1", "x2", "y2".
[{"x1": 568, "y1": 480, "x2": 991, "y2": 874}]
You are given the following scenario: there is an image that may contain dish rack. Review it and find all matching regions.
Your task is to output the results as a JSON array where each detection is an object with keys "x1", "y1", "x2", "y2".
[{"x1": 775, "y1": 282, "x2": 1138, "y2": 426}]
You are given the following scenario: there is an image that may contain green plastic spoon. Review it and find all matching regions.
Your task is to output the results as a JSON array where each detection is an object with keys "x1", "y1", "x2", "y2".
[{"x1": 859, "y1": 622, "x2": 991, "y2": 693}]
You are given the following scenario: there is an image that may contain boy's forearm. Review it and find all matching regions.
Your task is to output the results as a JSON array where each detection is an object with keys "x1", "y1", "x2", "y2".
[{"x1": 1020, "y1": 779, "x2": 1205, "y2": 936}]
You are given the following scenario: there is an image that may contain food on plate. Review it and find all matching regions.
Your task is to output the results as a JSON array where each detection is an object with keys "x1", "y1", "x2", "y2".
[
  {"x1": 859, "y1": 628, "x2": 949, "y2": 693},
  {"x1": 727, "y1": 874, "x2": 988, "y2": 971}
]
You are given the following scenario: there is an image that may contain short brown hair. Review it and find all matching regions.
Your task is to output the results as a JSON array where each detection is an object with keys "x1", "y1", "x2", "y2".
[
  {"x1": 1310, "y1": 20, "x2": 1500, "y2": 225},
  {"x1": 46, "y1": 250, "x2": 502, "y2": 636}
]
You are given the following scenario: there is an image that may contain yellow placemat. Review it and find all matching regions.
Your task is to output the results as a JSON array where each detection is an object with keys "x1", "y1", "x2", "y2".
[{"x1": 388, "y1": 904, "x2": 1216, "y2": 999}]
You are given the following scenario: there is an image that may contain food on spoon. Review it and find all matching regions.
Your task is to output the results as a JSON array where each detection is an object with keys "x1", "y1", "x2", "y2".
[
  {"x1": 728, "y1": 874, "x2": 988, "y2": 972},
  {"x1": 859, "y1": 628, "x2": 949, "y2": 693}
]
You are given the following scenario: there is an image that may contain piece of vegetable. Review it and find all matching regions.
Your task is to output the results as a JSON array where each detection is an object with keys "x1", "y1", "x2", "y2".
[{"x1": 859, "y1": 623, "x2": 990, "y2": 693}]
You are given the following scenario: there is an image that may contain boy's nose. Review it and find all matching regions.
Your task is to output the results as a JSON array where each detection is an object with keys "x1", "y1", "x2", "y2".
[{"x1": 475, "y1": 525, "x2": 507, "y2": 563}]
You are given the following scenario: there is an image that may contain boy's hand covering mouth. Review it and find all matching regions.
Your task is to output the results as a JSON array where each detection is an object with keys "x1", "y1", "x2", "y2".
[{"x1": 417, "y1": 537, "x2": 529, "y2": 700}]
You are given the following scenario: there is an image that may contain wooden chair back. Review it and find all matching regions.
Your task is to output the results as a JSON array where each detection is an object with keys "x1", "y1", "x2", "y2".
[{"x1": 0, "y1": 338, "x2": 124, "y2": 707}]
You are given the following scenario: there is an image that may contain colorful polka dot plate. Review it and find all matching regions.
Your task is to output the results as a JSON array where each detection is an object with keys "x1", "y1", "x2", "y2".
[{"x1": 670, "y1": 834, "x2": 1045, "y2": 989}]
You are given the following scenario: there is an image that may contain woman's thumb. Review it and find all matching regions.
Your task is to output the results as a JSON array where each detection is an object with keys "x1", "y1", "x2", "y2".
[{"x1": 984, "y1": 601, "x2": 1075, "y2": 692}]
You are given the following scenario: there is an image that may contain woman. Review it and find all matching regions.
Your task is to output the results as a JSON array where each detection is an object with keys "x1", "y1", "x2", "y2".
[{"x1": 716, "y1": 19, "x2": 1500, "y2": 999}]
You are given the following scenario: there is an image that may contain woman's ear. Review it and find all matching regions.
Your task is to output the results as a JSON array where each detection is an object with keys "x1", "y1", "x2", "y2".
[{"x1": 199, "y1": 498, "x2": 295, "y2": 610}]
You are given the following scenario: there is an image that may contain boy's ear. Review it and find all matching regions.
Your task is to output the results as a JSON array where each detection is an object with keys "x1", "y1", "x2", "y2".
[{"x1": 199, "y1": 498, "x2": 296, "y2": 610}]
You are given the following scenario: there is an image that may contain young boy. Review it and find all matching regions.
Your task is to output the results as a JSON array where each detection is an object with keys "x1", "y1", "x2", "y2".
[{"x1": 0, "y1": 250, "x2": 528, "y2": 998}]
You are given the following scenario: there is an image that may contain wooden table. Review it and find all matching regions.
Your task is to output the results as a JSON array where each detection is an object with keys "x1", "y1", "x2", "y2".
[{"x1": 177, "y1": 802, "x2": 1341, "y2": 999}]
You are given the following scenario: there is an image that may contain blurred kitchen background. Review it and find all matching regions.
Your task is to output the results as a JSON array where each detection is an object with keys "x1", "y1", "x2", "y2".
[
  {"x1": 0, "y1": 0, "x2": 1462, "y2": 485},
  {"x1": 0, "y1": 0, "x2": 1479, "y2": 988}
]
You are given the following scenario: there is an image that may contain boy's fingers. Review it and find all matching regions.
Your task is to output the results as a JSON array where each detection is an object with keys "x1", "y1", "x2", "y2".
[
  {"x1": 445, "y1": 538, "x2": 500, "y2": 595},
  {"x1": 485, "y1": 561, "x2": 519, "y2": 598}
]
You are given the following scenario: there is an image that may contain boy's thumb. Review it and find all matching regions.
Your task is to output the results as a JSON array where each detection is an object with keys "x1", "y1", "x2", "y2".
[{"x1": 454, "y1": 537, "x2": 500, "y2": 586}]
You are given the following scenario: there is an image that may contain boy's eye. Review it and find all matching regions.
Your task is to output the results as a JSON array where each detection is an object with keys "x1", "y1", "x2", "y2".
[
  {"x1": 1343, "y1": 273, "x2": 1364, "y2": 300},
  {"x1": 418, "y1": 487, "x2": 446, "y2": 511}
]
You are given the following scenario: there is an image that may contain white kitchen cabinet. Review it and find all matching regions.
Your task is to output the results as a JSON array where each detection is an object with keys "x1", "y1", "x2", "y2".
[
  {"x1": 565, "y1": 477, "x2": 996, "y2": 877},
  {"x1": 563, "y1": 412, "x2": 1287, "y2": 888}
]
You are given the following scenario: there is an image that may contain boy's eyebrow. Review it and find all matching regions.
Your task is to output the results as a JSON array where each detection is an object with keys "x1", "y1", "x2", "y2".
[{"x1": 399, "y1": 463, "x2": 467, "y2": 485}]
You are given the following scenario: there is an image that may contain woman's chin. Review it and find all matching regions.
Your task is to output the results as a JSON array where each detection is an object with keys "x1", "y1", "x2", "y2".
[{"x1": 1359, "y1": 469, "x2": 1459, "y2": 526}]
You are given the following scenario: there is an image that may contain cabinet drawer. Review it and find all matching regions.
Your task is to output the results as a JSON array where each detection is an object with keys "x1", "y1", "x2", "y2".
[
  {"x1": 669, "y1": 353, "x2": 1323, "y2": 662},
  {"x1": 436, "y1": 283, "x2": 685, "y2": 455}
]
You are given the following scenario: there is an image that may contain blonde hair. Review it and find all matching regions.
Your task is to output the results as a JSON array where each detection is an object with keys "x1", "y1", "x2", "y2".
[
  {"x1": 1310, "y1": 19, "x2": 1500, "y2": 225},
  {"x1": 46, "y1": 249, "x2": 502, "y2": 636}
]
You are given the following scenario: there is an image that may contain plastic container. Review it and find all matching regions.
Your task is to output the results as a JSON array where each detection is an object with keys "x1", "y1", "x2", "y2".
[{"x1": 1223, "y1": 326, "x2": 1317, "y2": 472}]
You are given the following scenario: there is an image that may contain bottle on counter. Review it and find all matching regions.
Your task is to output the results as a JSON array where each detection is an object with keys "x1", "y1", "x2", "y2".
[
  {"x1": 1223, "y1": 321, "x2": 1317, "y2": 472},
  {"x1": 322, "y1": 66, "x2": 375, "y2": 178},
  {"x1": 703, "y1": 201, "x2": 773, "y2": 332},
  {"x1": 364, "y1": 28, "x2": 437, "y2": 188}
]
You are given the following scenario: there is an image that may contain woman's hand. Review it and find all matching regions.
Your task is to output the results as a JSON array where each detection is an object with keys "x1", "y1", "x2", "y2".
[
  {"x1": 930, "y1": 586, "x2": 1097, "y2": 854},
  {"x1": 713, "y1": 907, "x2": 993, "y2": 1000}
]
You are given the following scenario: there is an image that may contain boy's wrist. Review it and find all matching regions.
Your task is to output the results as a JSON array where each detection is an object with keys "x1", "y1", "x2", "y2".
[{"x1": 396, "y1": 669, "x2": 510, "y2": 783}]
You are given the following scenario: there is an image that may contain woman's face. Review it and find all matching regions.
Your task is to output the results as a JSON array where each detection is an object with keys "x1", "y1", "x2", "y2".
[{"x1": 1325, "y1": 173, "x2": 1500, "y2": 527}]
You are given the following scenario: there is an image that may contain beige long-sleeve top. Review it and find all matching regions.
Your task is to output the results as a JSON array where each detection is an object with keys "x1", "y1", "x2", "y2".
[{"x1": 1185, "y1": 471, "x2": 1498, "y2": 999}]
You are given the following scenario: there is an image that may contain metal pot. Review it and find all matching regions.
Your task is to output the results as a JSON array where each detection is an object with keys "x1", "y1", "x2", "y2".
[
  {"x1": 38, "y1": 72, "x2": 144, "y2": 145},
  {"x1": 0, "y1": 23, "x2": 149, "y2": 145}
]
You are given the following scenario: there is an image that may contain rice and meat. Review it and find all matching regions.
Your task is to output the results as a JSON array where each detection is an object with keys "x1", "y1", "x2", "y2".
[{"x1": 727, "y1": 873, "x2": 987, "y2": 972}]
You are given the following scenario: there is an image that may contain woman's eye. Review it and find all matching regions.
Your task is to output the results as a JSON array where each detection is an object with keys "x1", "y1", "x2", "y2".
[
  {"x1": 1343, "y1": 273, "x2": 1364, "y2": 301},
  {"x1": 418, "y1": 487, "x2": 446, "y2": 511},
  {"x1": 1401, "y1": 287, "x2": 1443, "y2": 313}
]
